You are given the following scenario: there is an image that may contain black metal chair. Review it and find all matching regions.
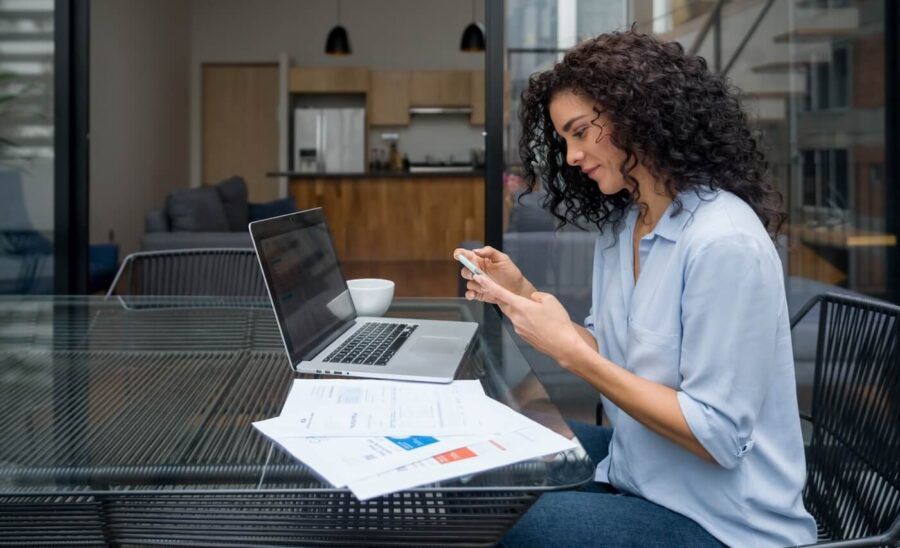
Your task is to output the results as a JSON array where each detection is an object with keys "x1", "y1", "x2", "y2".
[
  {"x1": 791, "y1": 293, "x2": 899, "y2": 547},
  {"x1": 106, "y1": 248, "x2": 267, "y2": 299}
]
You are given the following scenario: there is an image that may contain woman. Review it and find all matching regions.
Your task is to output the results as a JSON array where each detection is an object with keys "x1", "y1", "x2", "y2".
[{"x1": 455, "y1": 30, "x2": 817, "y2": 547}]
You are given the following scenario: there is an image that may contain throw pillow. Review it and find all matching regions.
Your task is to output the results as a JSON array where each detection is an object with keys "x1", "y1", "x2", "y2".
[
  {"x1": 248, "y1": 197, "x2": 297, "y2": 222},
  {"x1": 216, "y1": 176, "x2": 249, "y2": 231},
  {"x1": 166, "y1": 186, "x2": 230, "y2": 232}
]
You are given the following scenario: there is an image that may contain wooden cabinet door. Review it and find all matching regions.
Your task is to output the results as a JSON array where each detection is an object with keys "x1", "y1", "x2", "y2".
[
  {"x1": 202, "y1": 64, "x2": 279, "y2": 201},
  {"x1": 289, "y1": 67, "x2": 368, "y2": 93},
  {"x1": 439, "y1": 71, "x2": 471, "y2": 106},
  {"x1": 470, "y1": 70, "x2": 485, "y2": 125},
  {"x1": 368, "y1": 71, "x2": 410, "y2": 126},
  {"x1": 468, "y1": 70, "x2": 510, "y2": 126},
  {"x1": 409, "y1": 71, "x2": 472, "y2": 107},
  {"x1": 409, "y1": 72, "x2": 442, "y2": 106}
]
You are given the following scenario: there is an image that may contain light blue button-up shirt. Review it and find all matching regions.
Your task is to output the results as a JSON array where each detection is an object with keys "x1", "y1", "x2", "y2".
[{"x1": 585, "y1": 188, "x2": 817, "y2": 547}]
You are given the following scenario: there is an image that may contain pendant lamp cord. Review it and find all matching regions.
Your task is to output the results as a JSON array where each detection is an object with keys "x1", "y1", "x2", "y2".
[
  {"x1": 337, "y1": 0, "x2": 342, "y2": 24},
  {"x1": 472, "y1": 0, "x2": 476, "y2": 22}
]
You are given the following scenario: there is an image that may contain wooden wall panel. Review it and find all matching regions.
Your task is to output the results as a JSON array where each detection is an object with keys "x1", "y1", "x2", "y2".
[
  {"x1": 202, "y1": 64, "x2": 279, "y2": 201},
  {"x1": 341, "y1": 260, "x2": 459, "y2": 297},
  {"x1": 290, "y1": 176, "x2": 484, "y2": 262}
]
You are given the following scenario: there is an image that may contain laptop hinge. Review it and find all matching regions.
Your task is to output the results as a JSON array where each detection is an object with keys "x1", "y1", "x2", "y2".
[{"x1": 300, "y1": 320, "x2": 357, "y2": 363}]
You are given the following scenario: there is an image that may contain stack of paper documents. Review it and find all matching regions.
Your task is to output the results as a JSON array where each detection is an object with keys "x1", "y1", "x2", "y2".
[{"x1": 253, "y1": 379, "x2": 576, "y2": 500}]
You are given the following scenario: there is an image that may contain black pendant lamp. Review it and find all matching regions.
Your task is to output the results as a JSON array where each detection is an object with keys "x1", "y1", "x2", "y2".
[
  {"x1": 460, "y1": 0, "x2": 485, "y2": 52},
  {"x1": 325, "y1": 0, "x2": 351, "y2": 56}
]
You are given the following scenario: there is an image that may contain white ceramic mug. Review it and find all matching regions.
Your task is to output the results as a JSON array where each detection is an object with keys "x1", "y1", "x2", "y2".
[{"x1": 346, "y1": 278, "x2": 395, "y2": 317}]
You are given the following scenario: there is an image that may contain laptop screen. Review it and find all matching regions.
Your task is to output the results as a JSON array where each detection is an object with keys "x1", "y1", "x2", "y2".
[{"x1": 253, "y1": 209, "x2": 356, "y2": 363}]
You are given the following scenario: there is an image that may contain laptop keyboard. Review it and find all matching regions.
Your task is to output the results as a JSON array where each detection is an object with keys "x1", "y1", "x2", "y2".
[{"x1": 324, "y1": 322, "x2": 418, "y2": 366}]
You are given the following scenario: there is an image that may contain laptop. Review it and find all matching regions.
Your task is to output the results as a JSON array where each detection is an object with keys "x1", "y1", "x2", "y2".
[{"x1": 249, "y1": 207, "x2": 478, "y2": 383}]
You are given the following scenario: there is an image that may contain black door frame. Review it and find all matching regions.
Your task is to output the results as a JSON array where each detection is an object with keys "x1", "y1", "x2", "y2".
[
  {"x1": 54, "y1": 0, "x2": 90, "y2": 294},
  {"x1": 485, "y1": 1, "x2": 900, "y2": 303},
  {"x1": 484, "y1": 0, "x2": 504, "y2": 252},
  {"x1": 886, "y1": 0, "x2": 899, "y2": 304}
]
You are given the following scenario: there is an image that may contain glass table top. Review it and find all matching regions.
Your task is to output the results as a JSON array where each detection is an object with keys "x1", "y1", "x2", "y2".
[{"x1": 0, "y1": 296, "x2": 593, "y2": 496}]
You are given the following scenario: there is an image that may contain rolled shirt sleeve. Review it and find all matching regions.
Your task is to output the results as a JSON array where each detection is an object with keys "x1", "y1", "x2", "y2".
[{"x1": 676, "y1": 236, "x2": 781, "y2": 469}]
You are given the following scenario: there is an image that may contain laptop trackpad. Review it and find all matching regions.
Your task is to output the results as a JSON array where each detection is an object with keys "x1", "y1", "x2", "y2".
[{"x1": 410, "y1": 336, "x2": 458, "y2": 355}]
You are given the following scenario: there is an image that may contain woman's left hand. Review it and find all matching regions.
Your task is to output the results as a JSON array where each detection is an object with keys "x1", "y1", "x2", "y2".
[{"x1": 475, "y1": 273, "x2": 587, "y2": 365}]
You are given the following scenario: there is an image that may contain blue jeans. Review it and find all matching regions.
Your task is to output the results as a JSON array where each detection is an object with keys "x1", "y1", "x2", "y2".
[{"x1": 499, "y1": 421, "x2": 726, "y2": 548}]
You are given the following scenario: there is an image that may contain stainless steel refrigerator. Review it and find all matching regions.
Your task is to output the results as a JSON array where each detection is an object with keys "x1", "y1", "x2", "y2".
[{"x1": 293, "y1": 108, "x2": 366, "y2": 173}]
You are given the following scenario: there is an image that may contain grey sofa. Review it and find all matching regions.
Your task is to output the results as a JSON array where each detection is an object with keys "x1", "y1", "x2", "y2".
[
  {"x1": 143, "y1": 223, "x2": 252, "y2": 251},
  {"x1": 462, "y1": 192, "x2": 600, "y2": 421},
  {"x1": 464, "y1": 191, "x2": 597, "y2": 319},
  {"x1": 142, "y1": 176, "x2": 295, "y2": 251}
]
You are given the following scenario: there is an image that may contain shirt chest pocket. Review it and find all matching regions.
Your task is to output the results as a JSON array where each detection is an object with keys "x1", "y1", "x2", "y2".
[{"x1": 626, "y1": 317, "x2": 681, "y2": 387}]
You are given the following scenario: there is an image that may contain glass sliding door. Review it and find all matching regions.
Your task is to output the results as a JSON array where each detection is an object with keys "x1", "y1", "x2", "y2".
[
  {"x1": 491, "y1": 0, "x2": 894, "y2": 420},
  {"x1": 497, "y1": 0, "x2": 627, "y2": 422},
  {"x1": 655, "y1": 0, "x2": 892, "y2": 302},
  {"x1": 502, "y1": 0, "x2": 626, "y2": 321},
  {"x1": 0, "y1": 0, "x2": 55, "y2": 294},
  {"x1": 495, "y1": 0, "x2": 894, "y2": 306}
]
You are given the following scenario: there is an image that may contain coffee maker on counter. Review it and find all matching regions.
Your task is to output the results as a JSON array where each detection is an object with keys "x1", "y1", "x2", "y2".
[{"x1": 379, "y1": 133, "x2": 408, "y2": 172}]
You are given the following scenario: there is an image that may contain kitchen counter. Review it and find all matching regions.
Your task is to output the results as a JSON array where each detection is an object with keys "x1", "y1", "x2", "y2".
[
  {"x1": 287, "y1": 173, "x2": 484, "y2": 262},
  {"x1": 268, "y1": 170, "x2": 484, "y2": 179}
]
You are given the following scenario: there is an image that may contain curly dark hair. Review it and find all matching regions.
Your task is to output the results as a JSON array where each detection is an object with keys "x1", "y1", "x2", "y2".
[{"x1": 518, "y1": 29, "x2": 785, "y2": 236}]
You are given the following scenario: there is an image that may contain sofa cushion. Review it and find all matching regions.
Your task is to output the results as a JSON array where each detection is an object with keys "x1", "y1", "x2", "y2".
[
  {"x1": 145, "y1": 208, "x2": 169, "y2": 233},
  {"x1": 166, "y1": 186, "x2": 230, "y2": 232},
  {"x1": 141, "y1": 231, "x2": 253, "y2": 251},
  {"x1": 507, "y1": 191, "x2": 558, "y2": 233},
  {"x1": 248, "y1": 197, "x2": 297, "y2": 222},
  {"x1": 216, "y1": 176, "x2": 249, "y2": 231}
]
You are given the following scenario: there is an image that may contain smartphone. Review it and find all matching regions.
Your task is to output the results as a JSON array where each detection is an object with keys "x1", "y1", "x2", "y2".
[{"x1": 455, "y1": 253, "x2": 486, "y2": 277}]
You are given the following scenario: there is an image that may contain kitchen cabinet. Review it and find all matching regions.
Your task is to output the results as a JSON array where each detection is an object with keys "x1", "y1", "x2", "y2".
[
  {"x1": 368, "y1": 71, "x2": 410, "y2": 126},
  {"x1": 286, "y1": 68, "x2": 483, "y2": 126},
  {"x1": 470, "y1": 70, "x2": 485, "y2": 125},
  {"x1": 409, "y1": 71, "x2": 472, "y2": 107},
  {"x1": 289, "y1": 174, "x2": 484, "y2": 262},
  {"x1": 289, "y1": 67, "x2": 368, "y2": 93},
  {"x1": 469, "y1": 70, "x2": 510, "y2": 126}
]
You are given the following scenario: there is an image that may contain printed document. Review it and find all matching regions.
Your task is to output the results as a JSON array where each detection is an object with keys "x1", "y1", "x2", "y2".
[
  {"x1": 259, "y1": 379, "x2": 497, "y2": 437},
  {"x1": 251, "y1": 379, "x2": 579, "y2": 500},
  {"x1": 263, "y1": 433, "x2": 487, "y2": 487},
  {"x1": 346, "y1": 419, "x2": 576, "y2": 500}
]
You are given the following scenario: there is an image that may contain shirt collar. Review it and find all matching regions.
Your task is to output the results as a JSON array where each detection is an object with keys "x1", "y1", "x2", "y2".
[{"x1": 649, "y1": 186, "x2": 718, "y2": 242}]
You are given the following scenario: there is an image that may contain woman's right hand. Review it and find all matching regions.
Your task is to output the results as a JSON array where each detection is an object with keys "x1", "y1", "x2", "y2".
[{"x1": 452, "y1": 246, "x2": 535, "y2": 303}]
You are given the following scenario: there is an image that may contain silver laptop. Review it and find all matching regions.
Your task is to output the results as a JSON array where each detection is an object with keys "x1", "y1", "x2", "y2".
[{"x1": 249, "y1": 207, "x2": 478, "y2": 383}]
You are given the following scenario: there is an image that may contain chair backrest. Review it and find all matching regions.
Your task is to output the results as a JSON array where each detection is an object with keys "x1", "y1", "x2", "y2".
[
  {"x1": 792, "y1": 293, "x2": 900, "y2": 541},
  {"x1": 107, "y1": 248, "x2": 267, "y2": 298}
]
